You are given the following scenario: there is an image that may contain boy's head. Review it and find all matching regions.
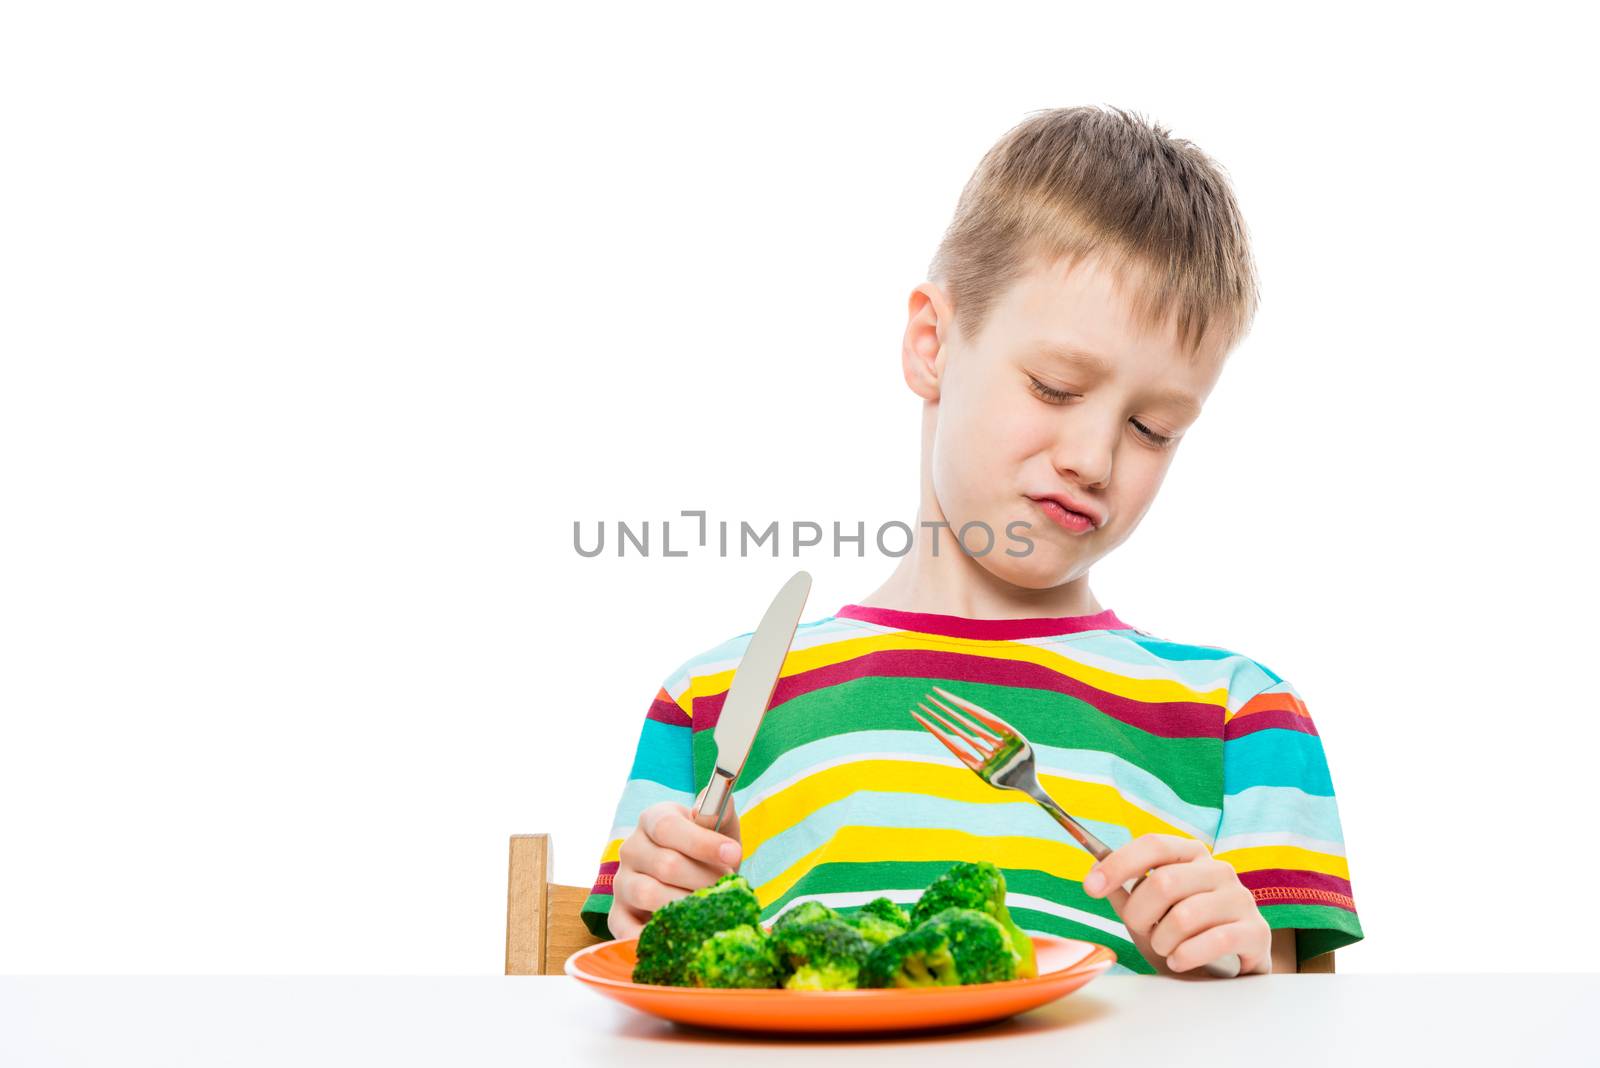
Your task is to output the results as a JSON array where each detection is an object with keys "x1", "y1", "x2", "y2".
[{"x1": 902, "y1": 106, "x2": 1259, "y2": 593}]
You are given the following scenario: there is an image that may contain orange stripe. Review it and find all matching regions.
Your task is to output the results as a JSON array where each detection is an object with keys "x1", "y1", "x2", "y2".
[{"x1": 1232, "y1": 689, "x2": 1311, "y2": 721}]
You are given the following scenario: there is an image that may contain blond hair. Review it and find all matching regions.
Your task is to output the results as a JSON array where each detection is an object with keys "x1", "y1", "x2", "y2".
[{"x1": 929, "y1": 106, "x2": 1259, "y2": 358}]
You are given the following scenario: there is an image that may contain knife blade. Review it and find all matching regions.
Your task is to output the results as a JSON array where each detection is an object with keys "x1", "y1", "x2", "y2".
[{"x1": 692, "y1": 569, "x2": 812, "y2": 833}]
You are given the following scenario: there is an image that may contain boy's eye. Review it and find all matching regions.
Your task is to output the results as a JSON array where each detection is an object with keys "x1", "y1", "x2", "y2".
[
  {"x1": 1131, "y1": 419, "x2": 1177, "y2": 449},
  {"x1": 1026, "y1": 375, "x2": 1077, "y2": 403},
  {"x1": 1028, "y1": 375, "x2": 1178, "y2": 449}
]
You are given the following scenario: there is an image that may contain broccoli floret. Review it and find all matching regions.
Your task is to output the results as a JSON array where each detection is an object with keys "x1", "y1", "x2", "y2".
[
  {"x1": 860, "y1": 907, "x2": 1018, "y2": 988},
  {"x1": 631, "y1": 873, "x2": 762, "y2": 986},
  {"x1": 857, "y1": 896, "x2": 911, "y2": 929},
  {"x1": 849, "y1": 913, "x2": 907, "y2": 947},
  {"x1": 683, "y1": 924, "x2": 780, "y2": 988},
  {"x1": 844, "y1": 898, "x2": 910, "y2": 946},
  {"x1": 910, "y1": 861, "x2": 1037, "y2": 978},
  {"x1": 770, "y1": 916, "x2": 874, "y2": 990},
  {"x1": 770, "y1": 900, "x2": 839, "y2": 932}
]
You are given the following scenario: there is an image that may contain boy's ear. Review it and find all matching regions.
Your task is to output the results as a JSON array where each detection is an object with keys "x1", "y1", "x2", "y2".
[{"x1": 901, "y1": 282, "x2": 951, "y2": 402}]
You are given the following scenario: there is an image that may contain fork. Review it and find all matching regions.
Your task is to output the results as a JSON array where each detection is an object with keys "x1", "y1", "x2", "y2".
[{"x1": 911, "y1": 684, "x2": 1243, "y2": 979}]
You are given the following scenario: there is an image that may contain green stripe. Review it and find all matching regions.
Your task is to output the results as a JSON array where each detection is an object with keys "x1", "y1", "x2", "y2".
[
  {"x1": 1258, "y1": 903, "x2": 1365, "y2": 961},
  {"x1": 579, "y1": 893, "x2": 612, "y2": 939},
  {"x1": 1010, "y1": 906, "x2": 1151, "y2": 974},
  {"x1": 695, "y1": 675, "x2": 1221, "y2": 807}
]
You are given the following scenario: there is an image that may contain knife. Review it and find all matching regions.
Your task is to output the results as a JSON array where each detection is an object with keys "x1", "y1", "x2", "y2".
[{"x1": 692, "y1": 569, "x2": 812, "y2": 834}]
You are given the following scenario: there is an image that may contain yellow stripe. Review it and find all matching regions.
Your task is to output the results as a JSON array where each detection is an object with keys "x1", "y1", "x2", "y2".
[
  {"x1": 750, "y1": 825, "x2": 1104, "y2": 907},
  {"x1": 600, "y1": 837, "x2": 622, "y2": 864},
  {"x1": 738, "y1": 759, "x2": 1196, "y2": 856},
  {"x1": 1213, "y1": 844, "x2": 1349, "y2": 880},
  {"x1": 674, "y1": 630, "x2": 1225, "y2": 714}
]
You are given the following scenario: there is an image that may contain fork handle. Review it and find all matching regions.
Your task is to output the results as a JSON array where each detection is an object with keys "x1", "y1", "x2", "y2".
[{"x1": 1034, "y1": 792, "x2": 1242, "y2": 978}]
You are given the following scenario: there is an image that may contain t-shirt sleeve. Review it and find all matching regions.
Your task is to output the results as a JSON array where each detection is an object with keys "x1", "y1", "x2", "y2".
[
  {"x1": 1211, "y1": 667, "x2": 1364, "y2": 963},
  {"x1": 578, "y1": 674, "x2": 698, "y2": 939}
]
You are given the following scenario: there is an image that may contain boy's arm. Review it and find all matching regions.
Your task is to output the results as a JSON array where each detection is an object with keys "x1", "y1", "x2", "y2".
[
  {"x1": 1271, "y1": 928, "x2": 1297, "y2": 973},
  {"x1": 1211, "y1": 670, "x2": 1364, "y2": 966},
  {"x1": 578, "y1": 682, "x2": 700, "y2": 939},
  {"x1": 1083, "y1": 668, "x2": 1363, "y2": 976}
]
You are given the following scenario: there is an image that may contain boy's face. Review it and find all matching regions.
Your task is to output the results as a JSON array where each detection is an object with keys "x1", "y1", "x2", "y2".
[{"x1": 904, "y1": 253, "x2": 1230, "y2": 591}]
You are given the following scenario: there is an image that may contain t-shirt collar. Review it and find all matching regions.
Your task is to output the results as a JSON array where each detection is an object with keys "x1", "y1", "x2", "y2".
[{"x1": 833, "y1": 602, "x2": 1132, "y2": 641}]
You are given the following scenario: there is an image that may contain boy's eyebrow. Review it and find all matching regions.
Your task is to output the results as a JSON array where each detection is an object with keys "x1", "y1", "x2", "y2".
[{"x1": 1030, "y1": 341, "x2": 1202, "y2": 417}]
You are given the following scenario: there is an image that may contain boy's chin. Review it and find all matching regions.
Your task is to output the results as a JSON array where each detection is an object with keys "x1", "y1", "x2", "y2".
[{"x1": 970, "y1": 550, "x2": 1084, "y2": 592}]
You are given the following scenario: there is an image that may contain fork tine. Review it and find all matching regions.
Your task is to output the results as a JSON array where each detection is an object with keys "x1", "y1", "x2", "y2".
[
  {"x1": 930, "y1": 685, "x2": 1021, "y2": 738},
  {"x1": 924, "y1": 692, "x2": 1002, "y2": 746},
  {"x1": 909, "y1": 708, "x2": 984, "y2": 770},
  {"x1": 916, "y1": 701, "x2": 994, "y2": 756}
]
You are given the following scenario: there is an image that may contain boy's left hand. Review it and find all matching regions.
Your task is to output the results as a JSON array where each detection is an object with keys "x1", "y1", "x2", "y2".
[{"x1": 1082, "y1": 834, "x2": 1272, "y2": 976}]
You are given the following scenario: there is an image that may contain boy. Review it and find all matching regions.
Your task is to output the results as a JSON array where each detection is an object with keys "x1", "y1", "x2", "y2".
[{"x1": 580, "y1": 106, "x2": 1362, "y2": 976}]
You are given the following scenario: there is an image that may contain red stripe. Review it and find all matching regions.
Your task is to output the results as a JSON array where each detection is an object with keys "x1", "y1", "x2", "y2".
[
  {"x1": 690, "y1": 646, "x2": 1223, "y2": 739},
  {"x1": 590, "y1": 860, "x2": 619, "y2": 897},
  {"x1": 1227, "y1": 708, "x2": 1319, "y2": 739},
  {"x1": 644, "y1": 689, "x2": 692, "y2": 727},
  {"x1": 1240, "y1": 868, "x2": 1353, "y2": 906},
  {"x1": 834, "y1": 603, "x2": 1133, "y2": 641}
]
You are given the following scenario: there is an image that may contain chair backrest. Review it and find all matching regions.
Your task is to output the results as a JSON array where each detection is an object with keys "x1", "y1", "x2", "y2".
[
  {"x1": 504, "y1": 832, "x2": 1335, "y2": 975},
  {"x1": 504, "y1": 833, "x2": 607, "y2": 976}
]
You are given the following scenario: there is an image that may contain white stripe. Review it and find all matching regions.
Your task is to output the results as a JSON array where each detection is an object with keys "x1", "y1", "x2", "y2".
[
  {"x1": 666, "y1": 618, "x2": 871, "y2": 699},
  {"x1": 1004, "y1": 892, "x2": 1134, "y2": 941}
]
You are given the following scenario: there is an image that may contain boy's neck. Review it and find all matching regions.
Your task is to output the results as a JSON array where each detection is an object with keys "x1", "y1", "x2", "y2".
[{"x1": 856, "y1": 520, "x2": 1105, "y2": 621}]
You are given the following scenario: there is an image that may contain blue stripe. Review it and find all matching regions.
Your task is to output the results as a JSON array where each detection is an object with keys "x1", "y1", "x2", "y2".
[
  {"x1": 1214, "y1": 785, "x2": 1346, "y2": 844},
  {"x1": 1052, "y1": 634, "x2": 1238, "y2": 693},
  {"x1": 625, "y1": 718, "x2": 694, "y2": 790},
  {"x1": 604, "y1": 779, "x2": 697, "y2": 841},
  {"x1": 1223, "y1": 730, "x2": 1332, "y2": 795}
]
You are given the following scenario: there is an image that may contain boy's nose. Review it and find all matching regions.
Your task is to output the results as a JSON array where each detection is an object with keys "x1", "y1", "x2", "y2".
[{"x1": 1050, "y1": 436, "x2": 1112, "y2": 492}]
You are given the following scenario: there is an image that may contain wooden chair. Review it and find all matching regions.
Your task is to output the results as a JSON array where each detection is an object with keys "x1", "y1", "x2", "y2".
[
  {"x1": 504, "y1": 834, "x2": 607, "y2": 976},
  {"x1": 504, "y1": 832, "x2": 1335, "y2": 975}
]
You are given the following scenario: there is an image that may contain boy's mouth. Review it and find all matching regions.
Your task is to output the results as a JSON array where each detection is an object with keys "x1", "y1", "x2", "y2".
[{"x1": 1027, "y1": 494, "x2": 1101, "y2": 534}]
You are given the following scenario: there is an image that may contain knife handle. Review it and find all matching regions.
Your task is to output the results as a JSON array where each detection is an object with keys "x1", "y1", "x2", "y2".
[{"x1": 692, "y1": 768, "x2": 737, "y2": 835}]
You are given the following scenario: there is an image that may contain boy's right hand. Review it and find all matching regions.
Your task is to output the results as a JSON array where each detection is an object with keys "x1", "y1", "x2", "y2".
[{"x1": 608, "y1": 798, "x2": 742, "y2": 940}]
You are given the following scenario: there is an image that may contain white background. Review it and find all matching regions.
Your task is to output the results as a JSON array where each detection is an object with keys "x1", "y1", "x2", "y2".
[{"x1": 2, "y1": 1, "x2": 1595, "y2": 975}]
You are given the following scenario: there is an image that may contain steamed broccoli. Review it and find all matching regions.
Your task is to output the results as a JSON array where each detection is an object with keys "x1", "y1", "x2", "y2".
[
  {"x1": 846, "y1": 898, "x2": 910, "y2": 946},
  {"x1": 771, "y1": 900, "x2": 839, "y2": 932},
  {"x1": 860, "y1": 907, "x2": 1018, "y2": 988},
  {"x1": 770, "y1": 916, "x2": 874, "y2": 990},
  {"x1": 683, "y1": 924, "x2": 780, "y2": 988},
  {"x1": 850, "y1": 913, "x2": 907, "y2": 947},
  {"x1": 858, "y1": 897, "x2": 911, "y2": 928},
  {"x1": 909, "y1": 861, "x2": 1037, "y2": 978},
  {"x1": 631, "y1": 873, "x2": 763, "y2": 986}
]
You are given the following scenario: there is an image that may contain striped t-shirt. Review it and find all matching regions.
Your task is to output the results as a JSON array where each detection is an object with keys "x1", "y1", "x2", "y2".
[{"x1": 580, "y1": 603, "x2": 1362, "y2": 973}]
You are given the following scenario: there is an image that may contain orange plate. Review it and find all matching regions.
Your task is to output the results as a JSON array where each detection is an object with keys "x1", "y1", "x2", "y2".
[{"x1": 565, "y1": 934, "x2": 1115, "y2": 1035}]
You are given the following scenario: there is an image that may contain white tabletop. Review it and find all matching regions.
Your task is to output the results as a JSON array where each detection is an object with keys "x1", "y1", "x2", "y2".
[{"x1": 2, "y1": 974, "x2": 1594, "y2": 1067}]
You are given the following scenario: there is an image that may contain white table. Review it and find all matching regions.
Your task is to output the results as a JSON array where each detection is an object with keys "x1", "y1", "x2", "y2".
[{"x1": 2, "y1": 975, "x2": 1594, "y2": 1066}]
